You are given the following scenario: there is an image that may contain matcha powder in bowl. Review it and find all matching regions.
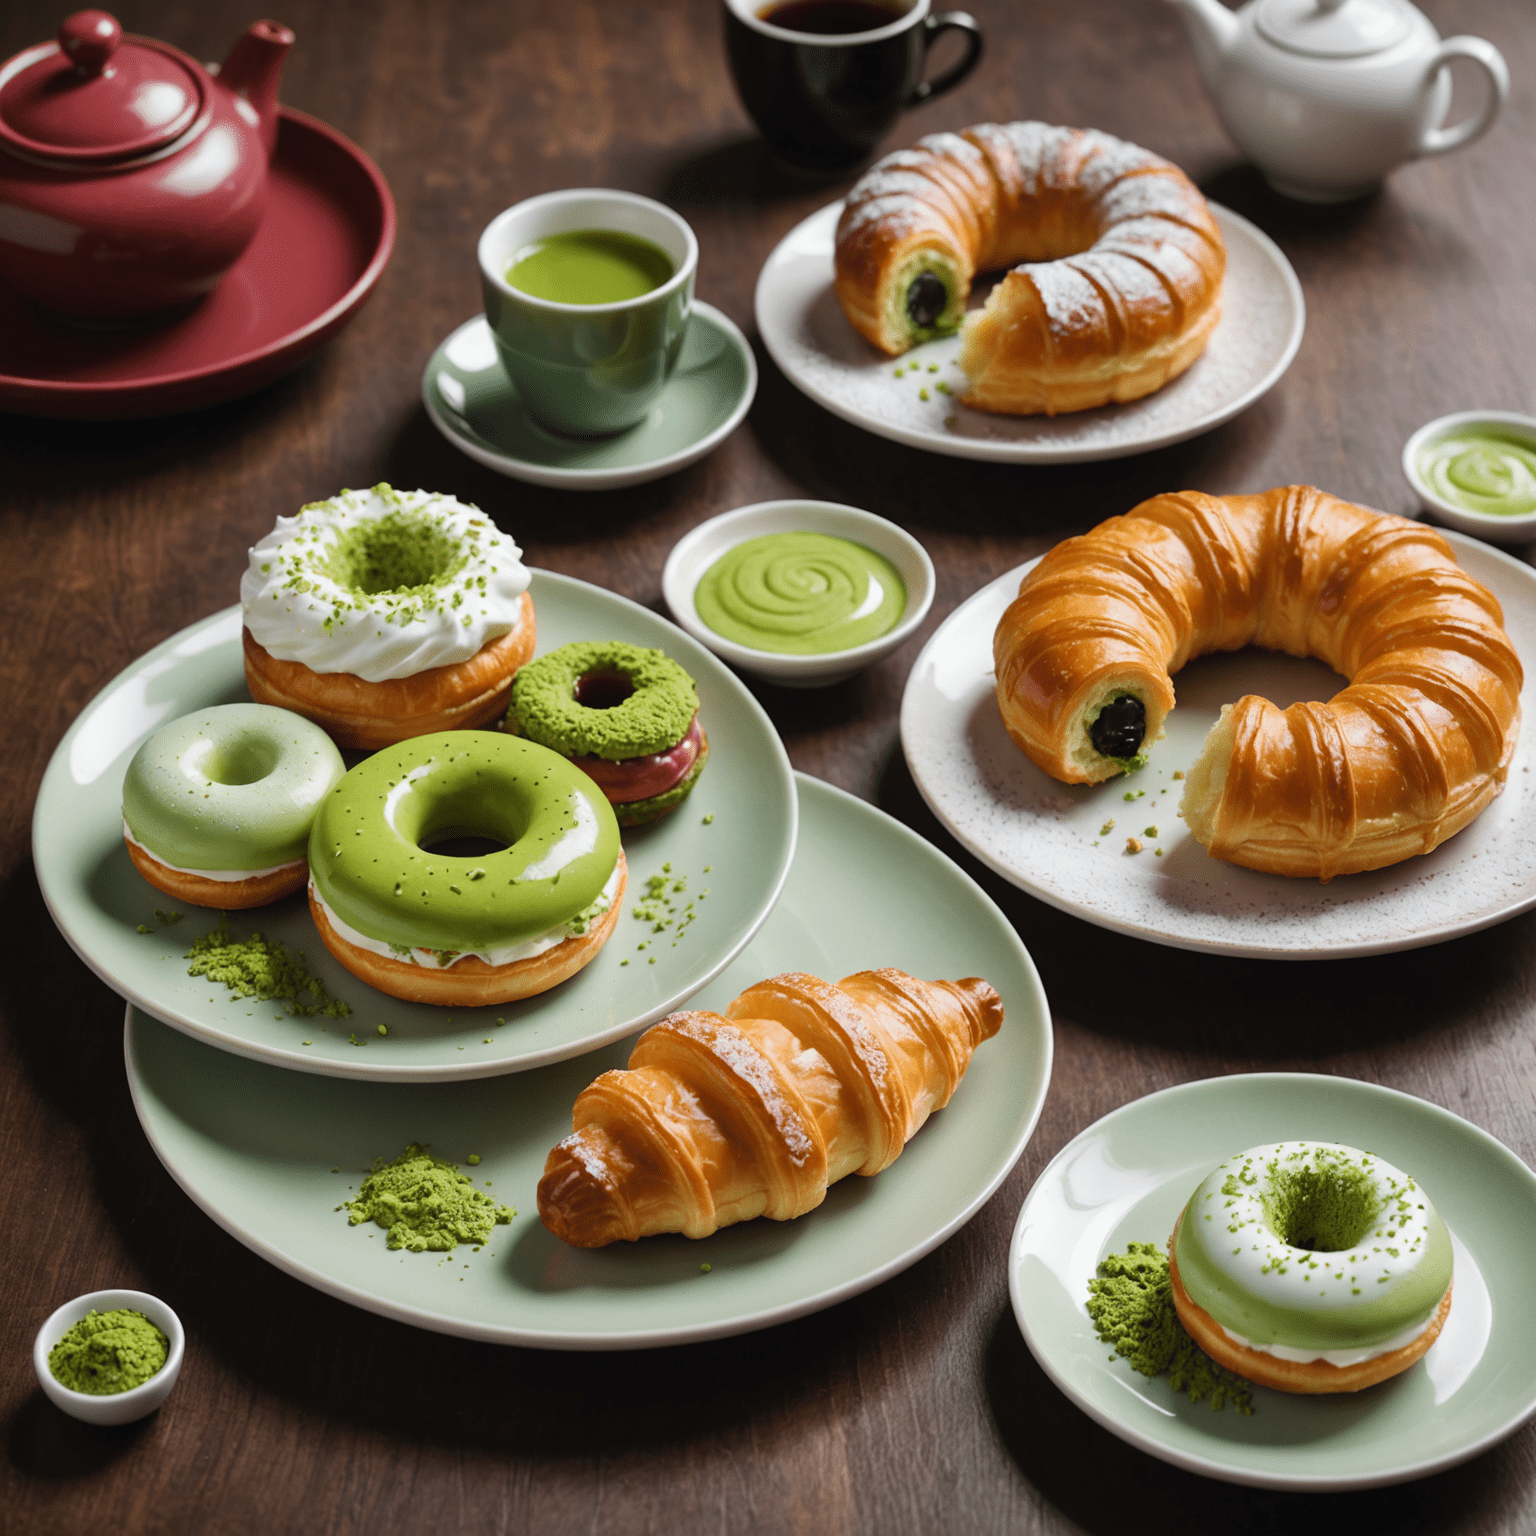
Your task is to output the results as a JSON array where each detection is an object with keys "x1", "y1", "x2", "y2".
[{"x1": 343, "y1": 1143, "x2": 514, "y2": 1252}]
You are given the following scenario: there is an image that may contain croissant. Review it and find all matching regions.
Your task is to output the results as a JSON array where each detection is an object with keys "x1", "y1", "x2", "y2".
[
  {"x1": 537, "y1": 968, "x2": 1003, "y2": 1247},
  {"x1": 833, "y1": 122, "x2": 1225, "y2": 415},
  {"x1": 992, "y1": 486, "x2": 1523, "y2": 880}
]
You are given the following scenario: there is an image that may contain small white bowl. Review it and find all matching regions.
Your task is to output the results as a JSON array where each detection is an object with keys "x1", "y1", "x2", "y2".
[
  {"x1": 663, "y1": 499, "x2": 936, "y2": 687},
  {"x1": 34, "y1": 1289, "x2": 185, "y2": 1426},
  {"x1": 1402, "y1": 410, "x2": 1536, "y2": 544}
]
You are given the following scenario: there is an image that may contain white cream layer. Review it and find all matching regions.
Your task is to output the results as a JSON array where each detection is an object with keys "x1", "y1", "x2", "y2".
[
  {"x1": 310, "y1": 864, "x2": 621, "y2": 970},
  {"x1": 1218, "y1": 1311, "x2": 1436, "y2": 1368},
  {"x1": 124, "y1": 822, "x2": 300, "y2": 883},
  {"x1": 241, "y1": 485, "x2": 531, "y2": 683}
]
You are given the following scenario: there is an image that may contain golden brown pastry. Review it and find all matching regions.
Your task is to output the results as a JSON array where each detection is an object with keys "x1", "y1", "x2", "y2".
[
  {"x1": 833, "y1": 122, "x2": 1225, "y2": 415},
  {"x1": 992, "y1": 485, "x2": 1523, "y2": 880},
  {"x1": 1168, "y1": 1215, "x2": 1454, "y2": 1395},
  {"x1": 537, "y1": 968, "x2": 1003, "y2": 1247}
]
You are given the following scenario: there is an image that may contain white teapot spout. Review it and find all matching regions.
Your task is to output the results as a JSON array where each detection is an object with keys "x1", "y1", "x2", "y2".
[{"x1": 1163, "y1": 0, "x2": 1240, "y2": 83}]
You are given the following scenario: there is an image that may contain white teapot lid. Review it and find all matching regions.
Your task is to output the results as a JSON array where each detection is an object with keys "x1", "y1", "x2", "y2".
[{"x1": 1256, "y1": 0, "x2": 1413, "y2": 57}]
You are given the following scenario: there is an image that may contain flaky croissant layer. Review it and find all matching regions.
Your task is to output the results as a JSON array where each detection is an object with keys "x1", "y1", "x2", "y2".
[
  {"x1": 833, "y1": 121, "x2": 1226, "y2": 415},
  {"x1": 537, "y1": 969, "x2": 1003, "y2": 1247},
  {"x1": 993, "y1": 486, "x2": 1523, "y2": 880}
]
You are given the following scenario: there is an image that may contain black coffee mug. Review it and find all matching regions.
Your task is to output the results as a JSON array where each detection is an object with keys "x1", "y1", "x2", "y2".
[{"x1": 723, "y1": 0, "x2": 984, "y2": 174}]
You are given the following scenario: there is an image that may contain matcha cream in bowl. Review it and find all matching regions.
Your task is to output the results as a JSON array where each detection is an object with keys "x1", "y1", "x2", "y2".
[
  {"x1": 1403, "y1": 410, "x2": 1536, "y2": 543},
  {"x1": 664, "y1": 499, "x2": 935, "y2": 686}
]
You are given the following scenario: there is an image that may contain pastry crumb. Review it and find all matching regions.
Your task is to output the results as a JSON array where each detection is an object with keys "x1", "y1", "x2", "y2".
[
  {"x1": 1172, "y1": 770, "x2": 1184, "y2": 779},
  {"x1": 1125, "y1": 838, "x2": 1143, "y2": 855},
  {"x1": 1100, "y1": 818, "x2": 1116, "y2": 835}
]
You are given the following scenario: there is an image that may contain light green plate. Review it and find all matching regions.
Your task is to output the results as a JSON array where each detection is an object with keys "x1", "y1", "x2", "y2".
[
  {"x1": 34, "y1": 571, "x2": 796, "y2": 1081},
  {"x1": 1010, "y1": 1074, "x2": 1536, "y2": 1489},
  {"x1": 422, "y1": 305, "x2": 756, "y2": 490},
  {"x1": 126, "y1": 773, "x2": 1053, "y2": 1349}
]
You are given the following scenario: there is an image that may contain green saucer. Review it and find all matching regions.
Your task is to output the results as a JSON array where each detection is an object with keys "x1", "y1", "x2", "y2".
[
  {"x1": 422, "y1": 304, "x2": 756, "y2": 490},
  {"x1": 1010, "y1": 1073, "x2": 1536, "y2": 1489}
]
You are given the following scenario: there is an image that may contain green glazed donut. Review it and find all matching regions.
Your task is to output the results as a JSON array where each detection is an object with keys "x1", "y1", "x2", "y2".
[
  {"x1": 123, "y1": 704, "x2": 345, "y2": 874},
  {"x1": 504, "y1": 641, "x2": 708, "y2": 827},
  {"x1": 308, "y1": 732, "x2": 621, "y2": 961}
]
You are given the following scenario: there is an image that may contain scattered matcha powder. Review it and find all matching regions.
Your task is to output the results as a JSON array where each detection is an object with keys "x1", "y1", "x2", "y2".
[
  {"x1": 342, "y1": 1142, "x2": 514, "y2": 1252},
  {"x1": 48, "y1": 1308, "x2": 167, "y2": 1396},
  {"x1": 700, "y1": 1262, "x2": 712, "y2": 1274},
  {"x1": 1086, "y1": 1242, "x2": 1253, "y2": 1413},
  {"x1": 185, "y1": 917, "x2": 350, "y2": 1018},
  {"x1": 702, "y1": 813, "x2": 714, "y2": 825},
  {"x1": 632, "y1": 861, "x2": 708, "y2": 946}
]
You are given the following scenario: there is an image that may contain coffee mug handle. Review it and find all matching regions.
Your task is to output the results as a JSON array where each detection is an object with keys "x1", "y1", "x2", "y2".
[{"x1": 909, "y1": 11, "x2": 984, "y2": 106}]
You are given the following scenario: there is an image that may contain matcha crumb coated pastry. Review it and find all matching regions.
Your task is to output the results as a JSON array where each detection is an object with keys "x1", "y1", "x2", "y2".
[
  {"x1": 122, "y1": 704, "x2": 345, "y2": 909},
  {"x1": 1169, "y1": 1142, "x2": 1454, "y2": 1394},
  {"x1": 241, "y1": 485, "x2": 537, "y2": 749},
  {"x1": 505, "y1": 641, "x2": 708, "y2": 827},
  {"x1": 307, "y1": 732, "x2": 625, "y2": 1006}
]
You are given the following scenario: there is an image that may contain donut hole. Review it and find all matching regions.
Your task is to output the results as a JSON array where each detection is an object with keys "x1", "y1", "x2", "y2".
[
  {"x1": 320, "y1": 514, "x2": 467, "y2": 595},
  {"x1": 1260, "y1": 1163, "x2": 1379, "y2": 1253},
  {"x1": 197, "y1": 733, "x2": 282, "y2": 787},
  {"x1": 574, "y1": 671, "x2": 636, "y2": 711},
  {"x1": 421, "y1": 833, "x2": 510, "y2": 860}
]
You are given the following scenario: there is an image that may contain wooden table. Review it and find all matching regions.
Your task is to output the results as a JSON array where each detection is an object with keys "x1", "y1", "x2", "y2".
[{"x1": 4, "y1": 1, "x2": 1534, "y2": 1530}]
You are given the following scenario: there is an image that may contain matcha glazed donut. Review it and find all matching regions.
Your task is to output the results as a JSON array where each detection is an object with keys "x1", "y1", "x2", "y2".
[
  {"x1": 122, "y1": 704, "x2": 345, "y2": 909},
  {"x1": 505, "y1": 641, "x2": 708, "y2": 827},
  {"x1": 307, "y1": 731, "x2": 627, "y2": 1006}
]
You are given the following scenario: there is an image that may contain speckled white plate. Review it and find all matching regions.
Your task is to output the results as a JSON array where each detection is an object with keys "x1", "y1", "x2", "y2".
[
  {"x1": 900, "y1": 530, "x2": 1536, "y2": 958},
  {"x1": 754, "y1": 201, "x2": 1304, "y2": 464},
  {"x1": 126, "y1": 773, "x2": 1053, "y2": 1349},
  {"x1": 33, "y1": 572, "x2": 796, "y2": 1080},
  {"x1": 1011, "y1": 1073, "x2": 1536, "y2": 1489}
]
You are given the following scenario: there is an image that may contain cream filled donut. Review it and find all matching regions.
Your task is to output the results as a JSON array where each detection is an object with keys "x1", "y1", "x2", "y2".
[
  {"x1": 242, "y1": 485, "x2": 536, "y2": 748},
  {"x1": 122, "y1": 704, "x2": 346, "y2": 908},
  {"x1": 307, "y1": 732, "x2": 626, "y2": 1005},
  {"x1": 1169, "y1": 1142, "x2": 1453, "y2": 1394}
]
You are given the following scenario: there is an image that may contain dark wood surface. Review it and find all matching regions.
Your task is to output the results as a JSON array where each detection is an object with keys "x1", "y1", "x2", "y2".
[{"x1": 3, "y1": 1, "x2": 1535, "y2": 1530}]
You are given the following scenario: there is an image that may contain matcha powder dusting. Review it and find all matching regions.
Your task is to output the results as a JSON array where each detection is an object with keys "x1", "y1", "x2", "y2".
[
  {"x1": 185, "y1": 916, "x2": 350, "y2": 1018},
  {"x1": 343, "y1": 1143, "x2": 514, "y2": 1252},
  {"x1": 1086, "y1": 1242, "x2": 1254, "y2": 1414},
  {"x1": 48, "y1": 1309, "x2": 167, "y2": 1396}
]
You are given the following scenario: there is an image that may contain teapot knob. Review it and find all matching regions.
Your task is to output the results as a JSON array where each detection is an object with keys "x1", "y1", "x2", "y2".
[{"x1": 59, "y1": 10, "x2": 122, "y2": 75}]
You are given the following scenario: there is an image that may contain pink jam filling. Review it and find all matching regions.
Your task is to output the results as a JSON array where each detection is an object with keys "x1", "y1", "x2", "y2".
[{"x1": 573, "y1": 715, "x2": 702, "y2": 804}]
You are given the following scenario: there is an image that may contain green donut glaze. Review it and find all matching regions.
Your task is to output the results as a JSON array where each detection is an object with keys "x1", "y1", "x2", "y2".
[
  {"x1": 505, "y1": 641, "x2": 698, "y2": 762},
  {"x1": 309, "y1": 732, "x2": 620, "y2": 953},
  {"x1": 123, "y1": 705, "x2": 345, "y2": 872},
  {"x1": 1174, "y1": 1142, "x2": 1453, "y2": 1353}
]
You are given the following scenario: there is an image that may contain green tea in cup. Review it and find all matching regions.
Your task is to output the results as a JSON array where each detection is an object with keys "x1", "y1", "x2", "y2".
[{"x1": 506, "y1": 229, "x2": 674, "y2": 305}]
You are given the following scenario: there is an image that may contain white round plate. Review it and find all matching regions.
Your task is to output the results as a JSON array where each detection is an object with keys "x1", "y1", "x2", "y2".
[
  {"x1": 900, "y1": 529, "x2": 1536, "y2": 958},
  {"x1": 1010, "y1": 1073, "x2": 1536, "y2": 1490},
  {"x1": 422, "y1": 304, "x2": 756, "y2": 490},
  {"x1": 34, "y1": 571, "x2": 796, "y2": 1080},
  {"x1": 126, "y1": 772, "x2": 1054, "y2": 1350},
  {"x1": 754, "y1": 201, "x2": 1304, "y2": 464}
]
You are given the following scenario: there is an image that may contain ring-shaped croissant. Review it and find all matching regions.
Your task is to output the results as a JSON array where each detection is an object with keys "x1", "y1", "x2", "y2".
[{"x1": 992, "y1": 486, "x2": 1523, "y2": 880}]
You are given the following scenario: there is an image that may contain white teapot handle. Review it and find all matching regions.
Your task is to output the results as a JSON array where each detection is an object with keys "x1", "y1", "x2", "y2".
[{"x1": 1417, "y1": 36, "x2": 1509, "y2": 159}]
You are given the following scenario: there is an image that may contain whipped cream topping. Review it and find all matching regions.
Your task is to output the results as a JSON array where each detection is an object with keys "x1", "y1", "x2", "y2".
[
  {"x1": 1217, "y1": 1312, "x2": 1435, "y2": 1369},
  {"x1": 241, "y1": 485, "x2": 531, "y2": 684},
  {"x1": 123, "y1": 822, "x2": 300, "y2": 883},
  {"x1": 309, "y1": 864, "x2": 620, "y2": 970}
]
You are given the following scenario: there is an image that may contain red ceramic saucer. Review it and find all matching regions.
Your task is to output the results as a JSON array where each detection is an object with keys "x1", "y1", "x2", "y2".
[{"x1": 0, "y1": 106, "x2": 395, "y2": 419}]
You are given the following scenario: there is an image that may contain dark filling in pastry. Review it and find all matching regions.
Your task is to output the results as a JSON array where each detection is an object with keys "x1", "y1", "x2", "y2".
[
  {"x1": 1090, "y1": 694, "x2": 1145, "y2": 758},
  {"x1": 906, "y1": 272, "x2": 947, "y2": 328}
]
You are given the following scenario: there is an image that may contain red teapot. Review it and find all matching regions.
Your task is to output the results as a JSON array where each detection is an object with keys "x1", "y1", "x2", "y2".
[{"x1": 0, "y1": 10, "x2": 293, "y2": 323}]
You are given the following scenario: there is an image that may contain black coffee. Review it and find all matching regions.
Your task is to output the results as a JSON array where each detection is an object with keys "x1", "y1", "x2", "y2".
[{"x1": 758, "y1": 0, "x2": 905, "y2": 33}]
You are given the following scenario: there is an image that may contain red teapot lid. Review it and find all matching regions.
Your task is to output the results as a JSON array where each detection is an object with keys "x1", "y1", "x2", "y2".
[{"x1": 0, "y1": 10, "x2": 207, "y2": 164}]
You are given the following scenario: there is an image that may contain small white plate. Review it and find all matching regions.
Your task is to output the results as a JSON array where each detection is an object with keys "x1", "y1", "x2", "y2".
[
  {"x1": 422, "y1": 304, "x2": 756, "y2": 490},
  {"x1": 754, "y1": 201, "x2": 1304, "y2": 464},
  {"x1": 662, "y1": 498, "x2": 936, "y2": 687},
  {"x1": 900, "y1": 529, "x2": 1536, "y2": 958},
  {"x1": 1010, "y1": 1073, "x2": 1536, "y2": 1490}
]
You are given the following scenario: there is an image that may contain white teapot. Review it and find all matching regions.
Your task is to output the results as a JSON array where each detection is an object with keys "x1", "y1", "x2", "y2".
[{"x1": 1165, "y1": 0, "x2": 1509, "y2": 202}]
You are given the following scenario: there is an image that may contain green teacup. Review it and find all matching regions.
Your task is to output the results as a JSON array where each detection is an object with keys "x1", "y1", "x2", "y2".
[{"x1": 478, "y1": 189, "x2": 698, "y2": 437}]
